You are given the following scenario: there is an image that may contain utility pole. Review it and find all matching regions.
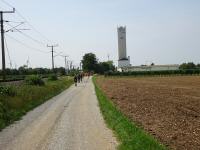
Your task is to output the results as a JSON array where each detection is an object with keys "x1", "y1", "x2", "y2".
[
  {"x1": 70, "y1": 61, "x2": 72, "y2": 71},
  {"x1": 47, "y1": 44, "x2": 58, "y2": 72},
  {"x1": 66, "y1": 60, "x2": 69, "y2": 74},
  {"x1": 63, "y1": 55, "x2": 68, "y2": 75},
  {"x1": 58, "y1": 54, "x2": 68, "y2": 75},
  {"x1": 0, "y1": 8, "x2": 15, "y2": 81},
  {"x1": 80, "y1": 62, "x2": 82, "y2": 71},
  {"x1": 64, "y1": 56, "x2": 69, "y2": 75}
]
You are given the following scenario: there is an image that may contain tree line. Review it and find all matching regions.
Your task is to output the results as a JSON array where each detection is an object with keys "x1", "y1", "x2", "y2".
[
  {"x1": 179, "y1": 62, "x2": 200, "y2": 70},
  {"x1": 1, "y1": 54, "x2": 199, "y2": 78},
  {"x1": 81, "y1": 53, "x2": 115, "y2": 74},
  {"x1": 0, "y1": 66, "x2": 66, "y2": 76}
]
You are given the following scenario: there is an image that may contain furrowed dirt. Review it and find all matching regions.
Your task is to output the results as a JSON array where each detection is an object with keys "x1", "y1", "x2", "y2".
[{"x1": 96, "y1": 76, "x2": 200, "y2": 150}]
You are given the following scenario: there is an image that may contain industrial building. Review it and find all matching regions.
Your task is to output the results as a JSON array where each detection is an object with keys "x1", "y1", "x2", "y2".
[
  {"x1": 122, "y1": 64, "x2": 180, "y2": 72},
  {"x1": 117, "y1": 26, "x2": 180, "y2": 72},
  {"x1": 117, "y1": 26, "x2": 131, "y2": 68}
]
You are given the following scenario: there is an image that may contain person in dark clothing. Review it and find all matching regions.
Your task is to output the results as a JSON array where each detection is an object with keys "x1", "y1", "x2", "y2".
[
  {"x1": 74, "y1": 75, "x2": 77, "y2": 86},
  {"x1": 80, "y1": 73, "x2": 83, "y2": 82},
  {"x1": 77, "y1": 74, "x2": 81, "y2": 83}
]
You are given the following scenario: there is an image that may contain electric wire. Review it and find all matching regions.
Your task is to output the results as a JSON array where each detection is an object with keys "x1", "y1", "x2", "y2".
[
  {"x1": 0, "y1": 0, "x2": 13, "y2": 9},
  {"x1": 5, "y1": 22, "x2": 24, "y2": 32},
  {"x1": 6, "y1": 34, "x2": 50, "y2": 54},
  {"x1": 6, "y1": 22, "x2": 46, "y2": 46},
  {"x1": 0, "y1": 0, "x2": 53, "y2": 43},
  {"x1": 4, "y1": 35, "x2": 12, "y2": 68},
  {"x1": 0, "y1": 0, "x2": 67, "y2": 68},
  {"x1": 4, "y1": 20, "x2": 24, "y2": 24},
  {"x1": 15, "y1": 11, "x2": 52, "y2": 43}
]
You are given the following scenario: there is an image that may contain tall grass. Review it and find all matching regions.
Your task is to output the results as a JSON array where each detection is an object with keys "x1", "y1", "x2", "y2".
[
  {"x1": 0, "y1": 77, "x2": 73, "y2": 130},
  {"x1": 93, "y1": 77, "x2": 167, "y2": 150}
]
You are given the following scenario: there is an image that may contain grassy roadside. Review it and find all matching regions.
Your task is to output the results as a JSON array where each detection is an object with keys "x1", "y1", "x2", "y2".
[
  {"x1": 0, "y1": 76, "x2": 73, "y2": 130},
  {"x1": 93, "y1": 76, "x2": 167, "y2": 150}
]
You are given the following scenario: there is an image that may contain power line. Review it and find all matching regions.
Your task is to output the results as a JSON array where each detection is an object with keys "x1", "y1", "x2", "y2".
[
  {"x1": 5, "y1": 21, "x2": 24, "y2": 32},
  {"x1": 5, "y1": 36, "x2": 13, "y2": 68},
  {"x1": 26, "y1": 56, "x2": 31, "y2": 68},
  {"x1": 6, "y1": 34, "x2": 50, "y2": 54},
  {"x1": 4, "y1": 35, "x2": 12, "y2": 68},
  {"x1": 58, "y1": 54, "x2": 69, "y2": 74},
  {"x1": 15, "y1": 11, "x2": 52, "y2": 43},
  {"x1": 47, "y1": 44, "x2": 58, "y2": 71},
  {"x1": 6, "y1": 22, "x2": 46, "y2": 46},
  {"x1": 0, "y1": 0, "x2": 52, "y2": 43},
  {"x1": 0, "y1": 0, "x2": 13, "y2": 8},
  {"x1": 4, "y1": 20, "x2": 24, "y2": 24},
  {"x1": 1, "y1": 8, "x2": 15, "y2": 80},
  {"x1": 0, "y1": 0, "x2": 66, "y2": 69}
]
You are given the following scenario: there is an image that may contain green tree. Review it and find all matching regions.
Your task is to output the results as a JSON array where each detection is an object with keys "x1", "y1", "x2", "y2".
[
  {"x1": 106, "y1": 61, "x2": 115, "y2": 71},
  {"x1": 18, "y1": 66, "x2": 28, "y2": 75},
  {"x1": 96, "y1": 61, "x2": 115, "y2": 74},
  {"x1": 97, "y1": 62, "x2": 110, "y2": 74},
  {"x1": 81, "y1": 53, "x2": 98, "y2": 72},
  {"x1": 179, "y1": 62, "x2": 196, "y2": 70},
  {"x1": 197, "y1": 64, "x2": 200, "y2": 69}
]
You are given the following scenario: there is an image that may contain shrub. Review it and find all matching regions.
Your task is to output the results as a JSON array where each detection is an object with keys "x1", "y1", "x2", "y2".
[
  {"x1": 0, "y1": 86, "x2": 16, "y2": 97},
  {"x1": 48, "y1": 74, "x2": 58, "y2": 81},
  {"x1": 25, "y1": 75, "x2": 45, "y2": 86}
]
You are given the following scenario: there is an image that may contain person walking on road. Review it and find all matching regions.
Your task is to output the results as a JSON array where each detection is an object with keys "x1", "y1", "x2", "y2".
[
  {"x1": 77, "y1": 74, "x2": 81, "y2": 83},
  {"x1": 74, "y1": 75, "x2": 78, "y2": 86},
  {"x1": 80, "y1": 73, "x2": 83, "y2": 82}
]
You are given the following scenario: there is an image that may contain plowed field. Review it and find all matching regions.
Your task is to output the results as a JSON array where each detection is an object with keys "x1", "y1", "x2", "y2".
[{"x1": 96, "y1": 76, "x2": 200, "y2": 150}]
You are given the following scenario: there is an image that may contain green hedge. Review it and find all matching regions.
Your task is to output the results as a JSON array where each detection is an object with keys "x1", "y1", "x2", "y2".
[{"x1": 107, "y1": 69, "x2": 200, "y2": 76}]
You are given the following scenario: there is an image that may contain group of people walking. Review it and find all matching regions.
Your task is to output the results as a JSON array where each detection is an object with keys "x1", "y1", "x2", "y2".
[
  {"x1": 73, "y1": 72, "x2": 92, "y2": 86},
  {"x1": 74, "y1": 73, "x2": 83, "y2": 86}
]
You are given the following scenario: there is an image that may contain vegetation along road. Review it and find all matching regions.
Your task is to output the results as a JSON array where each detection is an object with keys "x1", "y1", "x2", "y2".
[{"x1": 0, "y1": 77, "x2": 117, "y2": 150}]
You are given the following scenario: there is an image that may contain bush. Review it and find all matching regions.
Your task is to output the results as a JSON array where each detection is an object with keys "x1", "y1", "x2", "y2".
[
  {"x1": 0, "y1": 86, "x2": 16, "y2": 97},
  {"x1": 25, "y1": 75, "x2": 45, "y2": 86},
  {"x1": 48, "y1": 74, "x2": 58, "y2": 81}
]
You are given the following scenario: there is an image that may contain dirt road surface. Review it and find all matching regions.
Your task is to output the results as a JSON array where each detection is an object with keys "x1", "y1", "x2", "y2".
[{"x1": 0, "y1": 78, "x2": 117, "y2": 150}]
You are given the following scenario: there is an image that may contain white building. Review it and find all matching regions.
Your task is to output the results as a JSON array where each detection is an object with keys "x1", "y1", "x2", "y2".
[
  {"x1": 117, "y1": 26, "x2": 179, "y2": 72},
  {"x1": 122, "y1": 64, "x2": 180, "y2": 72},
  {"x1": 117, "y1": 26, "x2": 130, "y2": 68}
]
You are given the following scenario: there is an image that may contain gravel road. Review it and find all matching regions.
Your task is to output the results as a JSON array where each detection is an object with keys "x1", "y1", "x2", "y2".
[{"x1": 0, "y1": 78, "x2": 117, "y2": 150}]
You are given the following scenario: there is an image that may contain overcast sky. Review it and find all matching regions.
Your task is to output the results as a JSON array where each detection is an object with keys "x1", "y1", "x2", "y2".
[{"x1": 0, "y1": 0, "x2": 200, "y2": 68}]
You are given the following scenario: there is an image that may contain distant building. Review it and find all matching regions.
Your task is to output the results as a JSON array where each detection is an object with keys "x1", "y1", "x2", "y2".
[
  {"x1": 117, "y1": 26, "x2": 180, "y2": 72},
  {"x1": 117, "y1": 26, "x2": 130, "y2": 68},
  {"x1": 122, "y1": 64, "x2": 180, "y2": 72}
]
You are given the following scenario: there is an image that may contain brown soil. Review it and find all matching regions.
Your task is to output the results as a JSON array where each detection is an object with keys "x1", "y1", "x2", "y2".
[{"x1": 96, "y1": 76, "x2": 200, "y2": 150}]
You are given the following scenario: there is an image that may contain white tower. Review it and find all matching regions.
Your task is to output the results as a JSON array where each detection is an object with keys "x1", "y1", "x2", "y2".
[{"x1": 117, "y1": 26, "x2": 130, "y2": 68}]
